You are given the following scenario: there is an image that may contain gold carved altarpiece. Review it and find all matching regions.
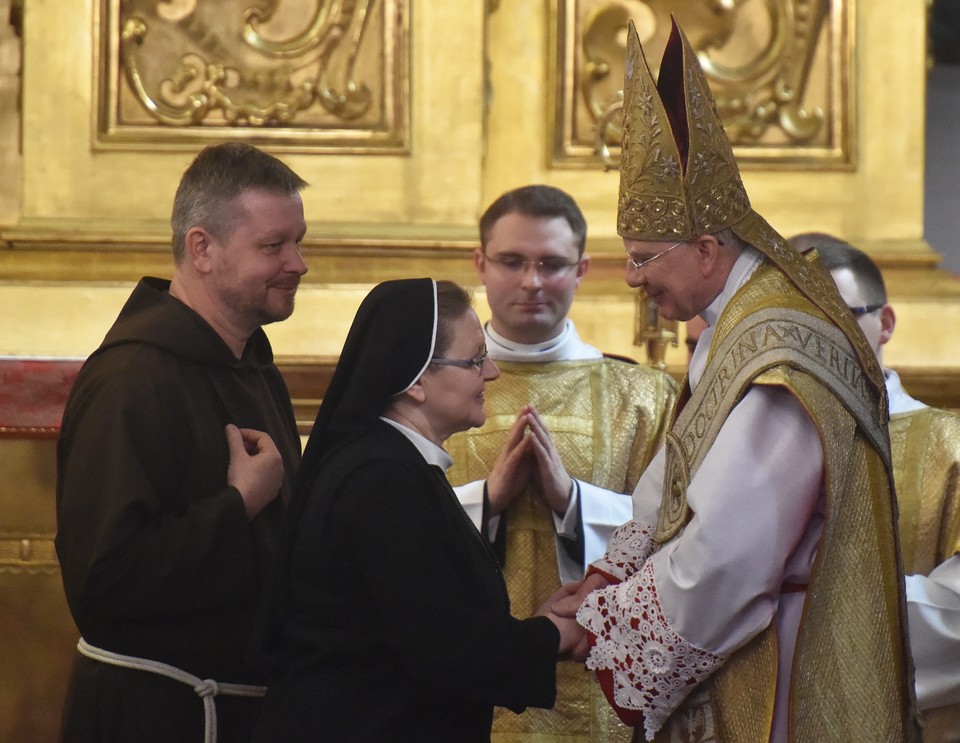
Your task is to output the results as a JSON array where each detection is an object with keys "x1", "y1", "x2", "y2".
[
  {"x1": 96, "y1": 0, "x2": 408, "y2": 152},
  {"x1": 553, "y1": 0, "x2": 851, "y2": 168},
  {"x1": 0, "y1": 2, "x2": 955, "y2": 742}
]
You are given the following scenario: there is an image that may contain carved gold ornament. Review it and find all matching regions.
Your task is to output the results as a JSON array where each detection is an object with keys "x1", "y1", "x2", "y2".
[
  {"x1": 550, "y1": 0, "x2": 852, "y2": 169},
  {"x1": 95, "y1": 0, "x2": 409, "y2": 152}
]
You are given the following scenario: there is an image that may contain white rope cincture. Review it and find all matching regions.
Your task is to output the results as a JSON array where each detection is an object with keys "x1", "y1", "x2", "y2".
[{"x1": 77, "y1": 637, "x2": 266, "y2": 743}]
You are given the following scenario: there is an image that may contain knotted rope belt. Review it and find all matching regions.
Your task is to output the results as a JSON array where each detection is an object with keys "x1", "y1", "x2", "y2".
[{"x1": 77, "y1": 637, "x2": 267, "y2": 743}]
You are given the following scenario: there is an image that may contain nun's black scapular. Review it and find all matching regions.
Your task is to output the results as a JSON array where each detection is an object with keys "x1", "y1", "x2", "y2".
[{"x1": 255, "y1": 278, "x2": 560, "y2": 743}]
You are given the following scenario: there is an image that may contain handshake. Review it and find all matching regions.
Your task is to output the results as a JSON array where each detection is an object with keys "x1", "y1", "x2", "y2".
[{"x1": 536, "y1": 572, "x2": 610, "y2": 661}]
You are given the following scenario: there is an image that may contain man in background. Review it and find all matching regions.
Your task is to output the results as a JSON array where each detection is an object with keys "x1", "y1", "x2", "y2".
[
  {"x1": 445, "y1": 184, "x2": 678, "y2": 742},
  {"x1": 56, "y1": 142, "x2": 308, "y2": 743},
  {"x1": 792, "y1": 232, "x2": 960, "y2": 742}
]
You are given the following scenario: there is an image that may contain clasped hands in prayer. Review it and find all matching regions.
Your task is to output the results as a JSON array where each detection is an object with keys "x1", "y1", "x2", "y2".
[
  {"x1": 536, "y1": 572, "x2": 611, "y2": 661},
  {"x1": 487, "y1": 404, "x2": 573, "y2": 517},
  {"x1": 484, "y1": 404, "x2": 613, "y2": 660}
]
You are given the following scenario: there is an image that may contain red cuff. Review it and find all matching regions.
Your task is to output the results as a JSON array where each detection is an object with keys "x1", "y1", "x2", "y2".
[
  {"x1": 585, "y1": 565, "x2": 620, "y2": 584},
  {"x1": 586, "y1": 630, "x2": 644, "y2": 728}
]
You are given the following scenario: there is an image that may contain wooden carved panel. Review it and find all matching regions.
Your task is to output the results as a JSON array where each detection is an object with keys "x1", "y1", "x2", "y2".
[
  {"x1": 550, "y1": 0, "x2": 852, "y2": 169},
  {"x1": 94, "y1": 0, "x2": 409, "y2": 153}
]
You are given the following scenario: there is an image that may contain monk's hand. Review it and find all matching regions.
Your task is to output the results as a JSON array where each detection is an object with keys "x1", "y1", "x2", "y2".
[
  {"x1": 486, "y1": 408, "x2": 535, "y2": 516},
  {"x1": 525, "y1": 406, "x2": 574, "y2": 516},
  {"x1": 225, "y1": 424, "x2": 284, "y2": 520}
]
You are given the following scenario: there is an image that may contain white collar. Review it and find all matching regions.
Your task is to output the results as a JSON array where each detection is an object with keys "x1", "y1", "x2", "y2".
[
  {"x1": 884, "y1": 368, "x2": 927, "y2": 415},
  {"x1": 484, "y1": 320, "x2": 603, "y2": 363},
  {"x1": 689, "y1": 248, "x2": 763, "y2": 389},
  {"x1": 700, "y1": 248, "x2": 764, "y2": 328},
  {"x1": 379, "y1": 417, "x2": 454, "y2": 471}
]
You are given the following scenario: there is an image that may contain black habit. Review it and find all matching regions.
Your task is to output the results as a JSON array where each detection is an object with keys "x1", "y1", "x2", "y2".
[{"x1": 256, "y1": 279, "x2": 559, "y2": 743}]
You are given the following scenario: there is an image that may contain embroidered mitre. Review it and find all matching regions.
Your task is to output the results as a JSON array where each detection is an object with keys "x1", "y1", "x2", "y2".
[
  {"x1": 617, "y1": 17, "x2": 887, "y2": 410},
  {"x1": 617, "y1": 20, "x2": 746, "y2": 241}
]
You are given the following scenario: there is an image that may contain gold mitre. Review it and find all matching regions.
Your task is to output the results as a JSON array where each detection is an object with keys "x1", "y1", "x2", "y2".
[
  {"x1": 617, "y1": 18, "x2": 749, "y2": 241},
  {"x1": 618, "y1": 17, "x2": 888, "y2": 407}
]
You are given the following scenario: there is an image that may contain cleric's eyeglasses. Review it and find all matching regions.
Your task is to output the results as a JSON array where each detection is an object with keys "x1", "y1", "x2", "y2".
[
  {"x1": 429, "y1": 347, "x2": 489, "y2": 371},
  {"x1": 484, "y1": 254, "x2": 581, "y2": 279},
  {"x1": 848, "y1": 303, "x2": 884, "y2": 317},
  {"x1": 626, "y1": 241, "x2": 685, "y2": 271}
]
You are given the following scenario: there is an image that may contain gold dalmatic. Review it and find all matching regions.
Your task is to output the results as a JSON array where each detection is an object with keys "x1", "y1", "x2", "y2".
[
  {"x1": 446, "y1": 358, "x2": 675, "y2": 743},
  {"x1": 616, "y1": 17, "x2": 885, "y2": 411},
  {"x1": 888, "y1": 407, "x2": 960, "y2": 743},
  {"x1": 889, "y1": 408, "x2": 960, "y2": 575}
]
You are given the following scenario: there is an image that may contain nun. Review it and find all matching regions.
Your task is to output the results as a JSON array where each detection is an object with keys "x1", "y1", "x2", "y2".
[{"x1": 255, "y1": 279, "x2": 576, "y2": 742}]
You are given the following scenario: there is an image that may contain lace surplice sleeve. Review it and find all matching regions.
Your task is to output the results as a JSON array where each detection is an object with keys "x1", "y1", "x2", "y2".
[
  {"x1": 586, "y1": 519, "x2": 658, "y2": 583},
  {"x1": 578, "y1": 561, "x2": 724, "y2": 738}
]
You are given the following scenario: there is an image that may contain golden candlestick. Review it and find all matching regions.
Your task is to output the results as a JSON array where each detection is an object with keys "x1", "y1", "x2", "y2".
[{"x1": 634, "y1": 289, "x2": 678, "y2": 370}]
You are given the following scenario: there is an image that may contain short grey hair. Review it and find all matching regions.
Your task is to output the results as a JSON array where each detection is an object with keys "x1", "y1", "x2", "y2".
[{"x1": 171, "y1": 142, "x2": 308, "y2": 264}]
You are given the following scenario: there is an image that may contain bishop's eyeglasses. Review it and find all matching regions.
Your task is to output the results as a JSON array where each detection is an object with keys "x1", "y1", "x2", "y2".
[{"x1": 625, "y1": 241, "x2": 685, "y2": 271}]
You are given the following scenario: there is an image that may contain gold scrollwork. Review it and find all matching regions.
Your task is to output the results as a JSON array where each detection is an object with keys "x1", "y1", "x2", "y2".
[
  {"x1": 553, "y1": 0, "x2": 850, "y2": 168},
  {"x1": 120, "y1": 13, "x2": 320, "y2": 127},
  {"x1": 593, "y1": 95, "x2": 621, "y2": 170},
  {"x1": 701, "y1": 0, "x2": 830, "y2": 144},
  {"x1": 242, "y1": 0, "x2": 376, "y2": 120},
  {"x1": 96, "y1": 0, "x2": 408, "y2": 152}
]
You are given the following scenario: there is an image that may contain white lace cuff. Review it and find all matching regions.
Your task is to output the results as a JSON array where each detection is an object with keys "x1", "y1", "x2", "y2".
[
  {"x1": 588, "y1": 519, "x2": 656, "y2": 581},
  {"x1": 577, "y1": 560, "x2": 724, "y2": 740}
]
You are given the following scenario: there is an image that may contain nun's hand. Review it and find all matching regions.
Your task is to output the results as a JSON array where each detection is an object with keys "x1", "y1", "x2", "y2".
[
  {"x1": 536, "y1": 580, "x2": 587, "y2": 658},
  {"x1": 525, "y1": 407, "x2": 574, "y2": 516},
  {"x1": 544, "y1": 611, "x2": 586, "y2": 660},
  {"x1": 486, "y1": 408, "x2": 534, "y2": 515}
]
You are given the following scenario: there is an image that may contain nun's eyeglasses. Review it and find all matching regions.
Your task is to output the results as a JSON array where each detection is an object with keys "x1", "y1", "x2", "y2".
[{"x1": 430, "y1": 347, "x2": 489, "y2": 371}]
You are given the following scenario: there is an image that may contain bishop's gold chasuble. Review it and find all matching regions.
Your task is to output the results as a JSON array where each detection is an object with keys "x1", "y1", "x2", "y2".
[
  {"x1": 446, "y1": 358, "x2": 675, "y2": 743},
  {"x1": 603, "y1": 12, "x2": 919, "y2": 740},
  {"x1": 649, "y1": 260, "x2": 918, "y2": 742}
]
